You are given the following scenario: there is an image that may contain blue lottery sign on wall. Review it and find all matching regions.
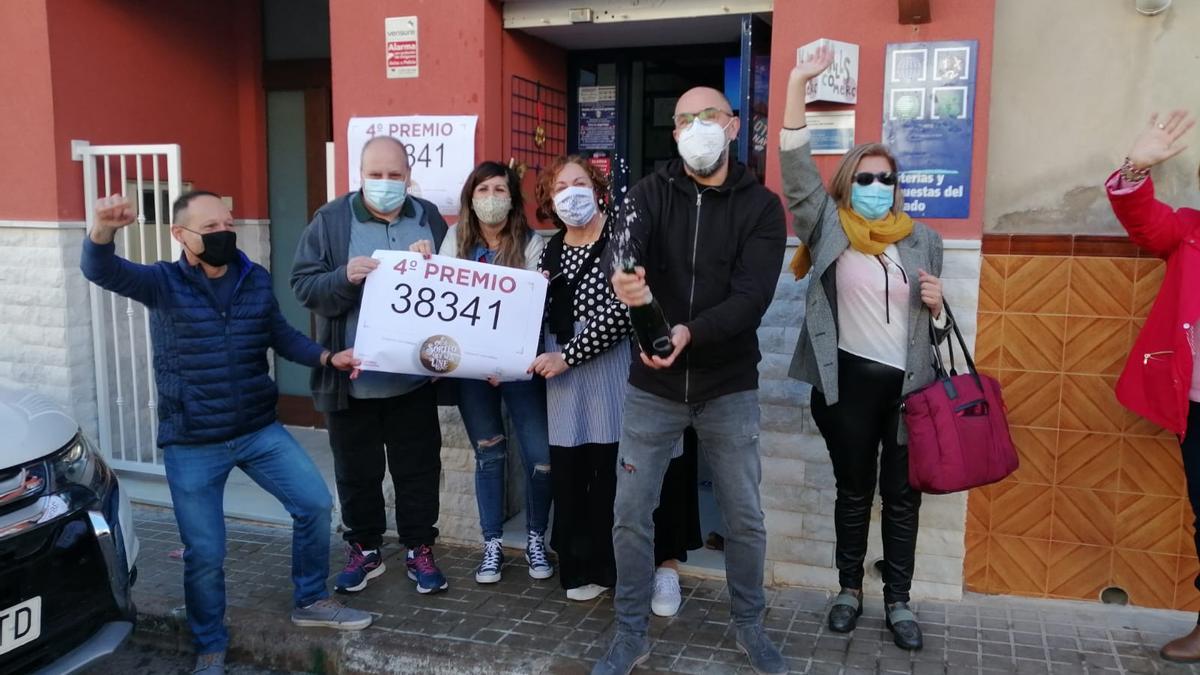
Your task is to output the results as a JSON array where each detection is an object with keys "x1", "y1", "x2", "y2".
[{"x1": 882, "y1": 40, "x2": 978, "y2": 219}]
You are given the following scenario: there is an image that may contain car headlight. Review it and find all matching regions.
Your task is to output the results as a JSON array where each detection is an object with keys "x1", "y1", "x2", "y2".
[{"x1": 50, "y1": 434, "x2": 111, "y2": 502}]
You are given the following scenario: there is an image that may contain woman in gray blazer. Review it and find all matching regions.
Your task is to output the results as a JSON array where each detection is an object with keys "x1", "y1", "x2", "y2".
[{"x1": 780, "y1": 46, "x2": 949, "y2": 652}]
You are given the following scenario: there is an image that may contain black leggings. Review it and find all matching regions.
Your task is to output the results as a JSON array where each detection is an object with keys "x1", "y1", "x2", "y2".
[
  {"x1": 1179, "y1": 403, "x2": 1200, "y2": 621},
  {"x1": 550, "y1": 437, "x2": 701, "y2": 590},
  {"x1": 810, "y1": 350, "x2": 922, "y2": 603}
]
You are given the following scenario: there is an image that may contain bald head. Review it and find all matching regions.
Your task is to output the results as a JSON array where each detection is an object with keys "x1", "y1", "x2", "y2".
[
  {"x1": 360, "y1": 135, "x2": 410, "y2": 181},
  {"x1": 674, "y1": 87, "x2": 733, "y2": 118}
]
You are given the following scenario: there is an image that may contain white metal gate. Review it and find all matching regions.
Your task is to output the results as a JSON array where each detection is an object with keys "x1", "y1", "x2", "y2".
[{"x1": 74, "y1": 140, "x2": 182, "y2": 475}]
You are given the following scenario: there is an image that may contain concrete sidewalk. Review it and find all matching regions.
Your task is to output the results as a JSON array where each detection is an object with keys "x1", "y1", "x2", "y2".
[{"x1": 129, "y1": 505, "x2": 1200, "y2": 674}]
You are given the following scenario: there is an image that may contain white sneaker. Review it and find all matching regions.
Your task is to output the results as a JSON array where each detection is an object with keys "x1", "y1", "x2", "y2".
[
  {"x1": 651, "y1": 567, "x2": 682, "y2": 617},
  {"x1": 566, "y1": 583, "x2": 609, "y2": 601}
]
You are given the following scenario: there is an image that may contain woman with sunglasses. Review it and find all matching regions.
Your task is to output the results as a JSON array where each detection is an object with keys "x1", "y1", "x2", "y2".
[{"x1": 780, "y1": 46, "x2": 949, "y2": 651}]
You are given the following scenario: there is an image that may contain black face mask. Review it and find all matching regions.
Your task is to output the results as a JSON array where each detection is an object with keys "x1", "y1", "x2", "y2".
[{"x1": 185, "y1": 230, "x2": 237, "y2": 267}]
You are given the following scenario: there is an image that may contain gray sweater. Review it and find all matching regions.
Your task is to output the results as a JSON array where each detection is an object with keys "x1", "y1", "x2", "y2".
[
  {"x1": 781, "y1": 141, "x2": 948, "y2": 441},
  {"x1": 290, "y1": 193, "x2": 448, "y2": 413}
]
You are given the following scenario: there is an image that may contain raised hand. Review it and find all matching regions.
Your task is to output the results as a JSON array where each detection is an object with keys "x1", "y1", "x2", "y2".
[
  {"x1": 1129, "y1": 110, "x2": 1195, "y2": 170},
  {"x1": 91, "y1": 194, "x2": 136, "y2": 244},
  {"x1": 791, "y1": 44, "x2": 835, "y2": 84},
  {"x1": 784, "y1": 44, "x2": 835, "y2": 129}
]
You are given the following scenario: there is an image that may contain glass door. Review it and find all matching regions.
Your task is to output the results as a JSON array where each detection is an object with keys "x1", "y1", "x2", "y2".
[{"x1": 736, "y1": 14, "x2": 772, "y2": 182}]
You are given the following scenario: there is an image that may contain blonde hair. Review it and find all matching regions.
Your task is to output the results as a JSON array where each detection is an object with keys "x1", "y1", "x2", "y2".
[{"x1": 829, "y1": 143, "x2": 904, "y2": 215}]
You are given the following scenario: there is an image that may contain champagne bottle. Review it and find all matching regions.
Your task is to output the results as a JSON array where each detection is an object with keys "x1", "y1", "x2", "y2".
[{"x1": 621, "y1": 259, "x2": 674, "y2": 358}]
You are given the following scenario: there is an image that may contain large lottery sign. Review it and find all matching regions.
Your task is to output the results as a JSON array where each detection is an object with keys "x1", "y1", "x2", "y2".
[
  {"x1": 346, "y1": 115, "x2": 478, "y2": 216},
  {"x1": 353, "y1": 250, "x2": 547, "y2": 381}
]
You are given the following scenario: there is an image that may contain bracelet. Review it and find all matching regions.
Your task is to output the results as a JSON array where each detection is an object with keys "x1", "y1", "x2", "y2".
[
  {"x1": 1119, "y1": 157, "x2": 1150, "y2": 183},
  {"x1": 783, "y1": 124, "x2": 808, "y2": 131}
]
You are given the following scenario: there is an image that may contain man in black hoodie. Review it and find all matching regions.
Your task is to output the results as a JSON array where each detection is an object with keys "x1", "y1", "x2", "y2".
[{"x1": 593, "y1": 87, "x2": 787, "y2": 675}]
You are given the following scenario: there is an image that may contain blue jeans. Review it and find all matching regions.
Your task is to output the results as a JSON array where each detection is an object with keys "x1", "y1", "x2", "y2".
[
  {"x1": 612, "y1": 386, "x2": 767, "y2": 636},
  {"x1": 164, "y1": 423, "x2": 333, "y2": 655},
  {"x1": 457, "y1": 377, "x2": 552, "y2": 540}
]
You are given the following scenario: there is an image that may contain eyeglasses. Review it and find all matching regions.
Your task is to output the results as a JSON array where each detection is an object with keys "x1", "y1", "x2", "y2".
[
  {"x1": 854, "y1": 171, "x2": 897, "y2": 186},
  {"x1": 673, "y1": 107, "x2": 734, "y2": 129}
]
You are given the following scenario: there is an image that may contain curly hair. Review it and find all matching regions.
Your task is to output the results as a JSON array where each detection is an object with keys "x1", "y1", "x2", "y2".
[{"x1": 534, "y1": 155, "x2": 611, "y2": 228}]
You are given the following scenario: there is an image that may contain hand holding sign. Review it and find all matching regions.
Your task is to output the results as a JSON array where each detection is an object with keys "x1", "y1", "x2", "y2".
[
  {"x1": 346, "y1": 256, "x2": 380, "y2": 284},
  {"x1": 353, "y1": 250, "x2": 547, "y2": 381}
]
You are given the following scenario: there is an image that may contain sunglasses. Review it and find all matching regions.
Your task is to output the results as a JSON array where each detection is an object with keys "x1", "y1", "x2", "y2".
[{"x1": 854, "y1": 171, "x2": 897, "y2": 186}]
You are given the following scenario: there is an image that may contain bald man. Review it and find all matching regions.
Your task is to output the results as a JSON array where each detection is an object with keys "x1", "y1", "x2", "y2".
[
  {"x1": 291, "y1": 136, "x2": 453, "y2": 596},
  {"x1": 596, "y1": 87, "x2": 787, "y2": 675}
]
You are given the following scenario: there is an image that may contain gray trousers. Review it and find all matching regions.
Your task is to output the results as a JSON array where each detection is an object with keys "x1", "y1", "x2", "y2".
[{"x1": 612, "y1": 385, "x2": 768, "y2": 636}]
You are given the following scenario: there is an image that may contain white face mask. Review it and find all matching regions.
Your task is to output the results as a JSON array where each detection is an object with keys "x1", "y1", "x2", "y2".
[
  {"x1": 677, "y1": 118, "x2": 733, "y2": 176},
  {"x1": 472, "y1": 194, "x2": 512, "y2": 225},
  {"x1": 553, "y1": 186, "x2": 598, "y2": 228}
]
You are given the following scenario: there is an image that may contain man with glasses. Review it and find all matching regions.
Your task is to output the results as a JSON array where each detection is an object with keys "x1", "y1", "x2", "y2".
[{"x1": 595, "y1": 87, "x2": 787, "y2": 675}]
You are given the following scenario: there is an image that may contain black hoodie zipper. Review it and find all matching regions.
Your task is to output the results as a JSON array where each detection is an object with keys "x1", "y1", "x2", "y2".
[{"x1": 686, "y1": 185, "x2": 717, "y2": 404}]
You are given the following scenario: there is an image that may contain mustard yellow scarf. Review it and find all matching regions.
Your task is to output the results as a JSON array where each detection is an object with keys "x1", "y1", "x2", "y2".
[{"x1": 789, "y1": 208, "x2": 914, "y2": 280}]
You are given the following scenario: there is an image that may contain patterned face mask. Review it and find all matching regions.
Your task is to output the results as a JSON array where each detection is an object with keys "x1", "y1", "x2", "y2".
[
  {"x1": 553, "y1": 186, "x2": 597, "y2": 228},
  {"x1": 472, "y1": 194, "x2": 512, "y2": 225}
]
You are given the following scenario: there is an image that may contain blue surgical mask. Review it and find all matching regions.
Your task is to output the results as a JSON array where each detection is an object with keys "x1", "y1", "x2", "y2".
[
  {"x1": 363, "y1": 178, "x2": 407, "y2": 213},
  {"x1": 850, "y1": 182, "x2": 895, "y2": 221}
]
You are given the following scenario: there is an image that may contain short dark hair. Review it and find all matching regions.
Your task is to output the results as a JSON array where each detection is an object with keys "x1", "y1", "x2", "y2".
[{"x1": 171, "y1": 190, "x2": 222, "y2": 225}]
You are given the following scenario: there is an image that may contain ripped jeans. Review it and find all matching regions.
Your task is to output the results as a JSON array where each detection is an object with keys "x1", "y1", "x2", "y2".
[
  {"x1": 457, "y1": 377, "x2": 552, "y2": 541},
  {"x1": 612, "y1": 386, "x2": 766, "y2": 637}
]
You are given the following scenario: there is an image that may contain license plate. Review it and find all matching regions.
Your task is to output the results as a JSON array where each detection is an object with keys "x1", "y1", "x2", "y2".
[{"x1": 0, "y1": 596, "x2": 41, "y2": 656}]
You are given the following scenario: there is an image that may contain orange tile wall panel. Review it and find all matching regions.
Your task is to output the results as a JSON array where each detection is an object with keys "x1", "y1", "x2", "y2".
[{"x1": 964, "y1": 247, "x2": 1193, "y2": 610}]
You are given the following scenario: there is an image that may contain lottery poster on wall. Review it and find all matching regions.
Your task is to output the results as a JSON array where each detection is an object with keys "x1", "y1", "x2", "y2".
[
  {"x1": 882, "y1": 40, "x2": 978, "y2": 219},
  {"x1": 346, "y1": 115, "x2": 478, "y2": 216},
  {"x1": 353, "y1": 250, "x2": 548, "y2": 381},
  {"x1": 578, "y1": 86, "x2": 617, "y2": 151}
]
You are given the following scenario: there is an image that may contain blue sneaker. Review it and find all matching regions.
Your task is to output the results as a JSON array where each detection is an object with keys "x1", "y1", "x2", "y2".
[
  {"x1": 406, "y1": 544, "x2": 449, "y2": 594},
  {"x1": 525, "y1": 530, "x2": 554, "y2": 580},
  {"x1": 335, "y1": 543, "x2": 385, "y2": 594},
  {"x1": 475, "y1": 538, "x2": 504, "y2": 584}
]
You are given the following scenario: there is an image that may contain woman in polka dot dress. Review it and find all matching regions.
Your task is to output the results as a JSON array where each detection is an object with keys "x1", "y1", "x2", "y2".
[{"x1": 530, "y1": 157, "x2": 700, "y2": 606}]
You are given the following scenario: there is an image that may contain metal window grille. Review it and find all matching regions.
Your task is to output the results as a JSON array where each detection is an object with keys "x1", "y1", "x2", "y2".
[{"x1": 510, "y1": 76, "x2": 566, "y2": 177}]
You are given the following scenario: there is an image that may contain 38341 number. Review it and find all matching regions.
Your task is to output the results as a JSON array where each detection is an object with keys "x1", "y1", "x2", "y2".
[{"x1": 390, "y1": 283, "x2": 501, "y2": 330}]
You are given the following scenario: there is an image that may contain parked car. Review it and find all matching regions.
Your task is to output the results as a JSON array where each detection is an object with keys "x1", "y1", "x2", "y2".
[{"x1": 0, "y1": 388, "x2": 138, "y2": 674}]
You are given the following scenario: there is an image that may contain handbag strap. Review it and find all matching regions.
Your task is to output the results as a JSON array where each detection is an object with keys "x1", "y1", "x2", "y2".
[{"x1": 929, "y1": 300, "x2": 984, "y2": 391}]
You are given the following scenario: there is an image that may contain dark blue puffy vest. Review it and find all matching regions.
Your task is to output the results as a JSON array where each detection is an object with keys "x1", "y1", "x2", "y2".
[{"x1": 151, "y1": 252, "x2": 282, "y2": 446}]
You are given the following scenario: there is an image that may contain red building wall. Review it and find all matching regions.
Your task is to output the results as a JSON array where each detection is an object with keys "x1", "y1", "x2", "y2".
[
  {"x1": 765, "y1": 0, "x2": 995, "y2": 240},
  {"x1": 329, "y1": 0, "x2": 506, "y2": 201},
  {"x1": 0, "y1": 2, "x2": 62, "y2": 221},
  {"x1": 41, "y1": 0, "x2": 267, "y2": 221}
]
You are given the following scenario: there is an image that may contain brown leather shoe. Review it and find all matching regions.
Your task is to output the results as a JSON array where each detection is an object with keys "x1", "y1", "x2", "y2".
[{"x1": 1161, "y1": 625, "x2": 1200, "y2": 662}]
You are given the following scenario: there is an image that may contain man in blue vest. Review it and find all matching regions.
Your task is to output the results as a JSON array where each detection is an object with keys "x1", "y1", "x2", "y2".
[
  {"x1": 81, "y1": 191, "x2": 371, "y2": 675},
  {"x1": 291, "y1": 136, "x2": 451, "y2": 596}
]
